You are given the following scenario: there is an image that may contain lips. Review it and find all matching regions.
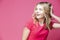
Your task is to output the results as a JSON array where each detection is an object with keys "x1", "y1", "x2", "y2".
[{"x1": 36, "y1": 14, "x2": 41, "y2": 16}]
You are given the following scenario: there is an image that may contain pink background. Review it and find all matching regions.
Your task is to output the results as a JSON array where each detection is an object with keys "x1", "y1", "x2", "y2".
[{"x1": 0, "y1": 0, "x2": 60, "y2": 40}]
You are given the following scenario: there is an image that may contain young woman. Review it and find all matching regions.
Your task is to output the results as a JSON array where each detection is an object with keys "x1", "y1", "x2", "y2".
[{"x1": 22, "y1": 2, "x2": 60, "y2": 40}]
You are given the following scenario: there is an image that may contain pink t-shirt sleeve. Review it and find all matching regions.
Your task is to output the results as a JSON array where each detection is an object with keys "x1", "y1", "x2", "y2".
[
  {"x1": 25, "y1": 20, "x2": 33, "y2": 31},
  {"x1": 50, "y1": 21, "x2": 55, "y2": 29}
]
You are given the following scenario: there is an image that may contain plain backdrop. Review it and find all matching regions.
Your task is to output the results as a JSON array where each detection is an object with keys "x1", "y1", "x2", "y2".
[{"x1": 0, "y1": 0, "x2": 60, "y2": 40}]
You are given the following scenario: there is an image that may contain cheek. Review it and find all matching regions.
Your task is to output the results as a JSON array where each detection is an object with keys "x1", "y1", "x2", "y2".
[
  {"x1": 40, "y1": 11, "x2": 44, "y2": 13},
  {"x1": 41, "y1": 14, "x2": 44, "y2": 16}
]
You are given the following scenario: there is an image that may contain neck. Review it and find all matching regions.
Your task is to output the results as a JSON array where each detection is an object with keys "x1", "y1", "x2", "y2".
[{"x1": 38, "y1": 18, "x2": 45, "y2": 24}]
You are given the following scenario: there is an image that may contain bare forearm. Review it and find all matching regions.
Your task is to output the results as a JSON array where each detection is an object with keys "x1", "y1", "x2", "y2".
[
  {"x1": 22, "y1": 35, "x2": 27, "y2": 40},
  {"x1": 51, "y1": 13, "x2": 60, "y2": 22},
  {"x1": 22, "y1": 33, "x2": 27, "y2": 40},
  {"x1": 22, "y1": 27, "x2": 30, "y2": 40},
  {"x1": 22, "y1": 38, "x2": 26, "y2": 40}
]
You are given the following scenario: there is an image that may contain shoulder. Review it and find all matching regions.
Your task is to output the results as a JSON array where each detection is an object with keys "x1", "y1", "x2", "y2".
[
  {"x1": 25, "y1": 19, "x2": 34, "y2": 26},
  {"x1": 50, "y1": 20, "x2": 56, "y2": 29},
  {"x1": 50, "y1": 20, "x2": 55, "y2": 25},
  {"x1": 24, "y1": 19, "x2": 34, "y2": 30}
]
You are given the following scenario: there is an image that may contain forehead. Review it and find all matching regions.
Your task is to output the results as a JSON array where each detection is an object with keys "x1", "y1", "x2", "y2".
[{"x1": 36, "y1": 4, "x2": 44, "y2": 9}]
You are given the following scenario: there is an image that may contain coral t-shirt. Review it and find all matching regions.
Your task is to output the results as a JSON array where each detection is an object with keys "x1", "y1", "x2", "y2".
[{"x1": 25, "y1": 19, "x2": 55, "y2": 40}]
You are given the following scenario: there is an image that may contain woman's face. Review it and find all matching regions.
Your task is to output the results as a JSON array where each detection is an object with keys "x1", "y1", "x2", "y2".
[{"x1": 34, "y1": 4, "x2": 45, "y2": 19}]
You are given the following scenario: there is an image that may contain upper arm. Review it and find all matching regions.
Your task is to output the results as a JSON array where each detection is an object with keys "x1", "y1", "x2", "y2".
[
  {"x1": 22, "y1": 20, "x2": 33, "y2": 40},
  {"x1": 25, "y1": 20, "x2": 33, "y2": 31},
  {"x1": 52, "y1": 23, "x2": 60, "y2": 28},
  {"x1": 22, "y1": 27, "x2": 30, "y2": 40}
]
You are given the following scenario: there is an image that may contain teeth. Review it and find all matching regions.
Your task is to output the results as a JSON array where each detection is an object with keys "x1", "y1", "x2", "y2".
[{"x1": 37, "y1": 14, "x2": 40, "y2": 16}]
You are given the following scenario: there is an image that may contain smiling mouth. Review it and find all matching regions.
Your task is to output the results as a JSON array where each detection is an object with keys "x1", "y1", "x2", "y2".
[{"x1": 36, "y1": 14, "x2": 41, "y2": 16}]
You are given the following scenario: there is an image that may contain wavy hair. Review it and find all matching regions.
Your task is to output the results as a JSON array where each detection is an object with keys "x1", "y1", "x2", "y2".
[{"x1": 32, "y1": 2, "x2": 53, "y2": 30}]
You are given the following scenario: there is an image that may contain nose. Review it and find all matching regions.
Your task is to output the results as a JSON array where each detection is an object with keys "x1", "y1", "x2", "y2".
[{"x1": 36, "y1": 12, "x2": 39, "y2": 14}]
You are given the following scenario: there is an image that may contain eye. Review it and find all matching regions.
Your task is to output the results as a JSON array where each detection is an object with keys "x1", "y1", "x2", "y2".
[{"x1": 35, "y1": 8, "x2": 37, "y2": 10}]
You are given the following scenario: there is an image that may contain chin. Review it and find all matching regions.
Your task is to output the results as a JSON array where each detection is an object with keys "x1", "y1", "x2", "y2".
[
  {"x1": 36, "y1": 17, "x2": 44, "y2": 20},
  {"x1": 36, "y1": 16, "x2": 43, "y2": 18}
]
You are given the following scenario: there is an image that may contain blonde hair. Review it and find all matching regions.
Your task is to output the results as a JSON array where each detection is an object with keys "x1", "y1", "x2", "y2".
[{"x1": 32, "y1": 2, "x2": 53, "y2": 31}]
